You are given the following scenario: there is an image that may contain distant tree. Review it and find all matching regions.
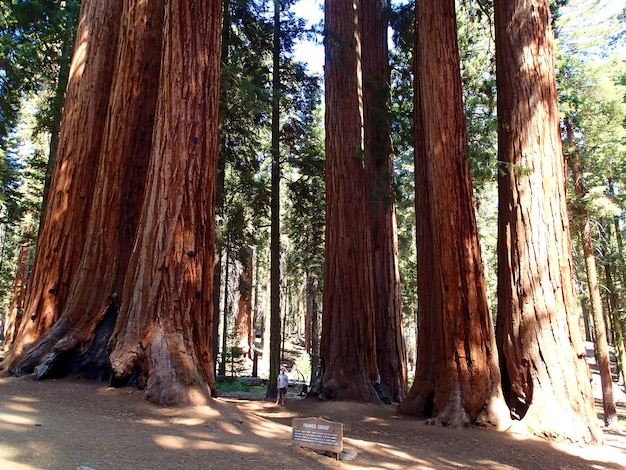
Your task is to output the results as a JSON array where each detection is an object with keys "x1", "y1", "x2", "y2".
[
  {"x1": 398, "y1": 0, "x2": 509, "y2": 428},
  {"x1": 564, "y1": 116, "x2": 618, "y2": 429},
  {"x1": 494, "y1": 0, "x2": 602, "y2": 443}
]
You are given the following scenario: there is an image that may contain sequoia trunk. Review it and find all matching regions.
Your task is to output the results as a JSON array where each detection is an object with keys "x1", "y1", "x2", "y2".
[
  {"x1": 319, "y1": 0, "x2": 379, "y2": 401},
  {"x1": 1, "y1": 0, "x2": 122, "y2": 368},
  {"x1": 398, "y1": 0, "x2": 509, "y2": 429},
  {"x1": 362, "y1": 0, "x2": 407, "y2": 403},
  {"x1": 108, "y1": 0, "x2": 222, "y2": 405},
  {"x1": 494, "y1": 0, "x2": 602, "y2": 443}
]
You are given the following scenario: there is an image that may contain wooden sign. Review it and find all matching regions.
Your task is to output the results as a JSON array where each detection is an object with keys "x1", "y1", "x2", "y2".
[{"x1": 292, "y1": 417, "x2": 343, "y2": 454}]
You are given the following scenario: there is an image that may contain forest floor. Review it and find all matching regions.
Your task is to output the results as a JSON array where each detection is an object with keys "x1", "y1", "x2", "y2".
[{"x1": 0, "y1": 374, "x2": 625, "y2": 470}]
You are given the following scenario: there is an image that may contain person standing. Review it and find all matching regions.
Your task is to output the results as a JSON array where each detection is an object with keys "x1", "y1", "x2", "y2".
[{"x1": 276, "y1": 367, "x2": 289, "y2": 405}]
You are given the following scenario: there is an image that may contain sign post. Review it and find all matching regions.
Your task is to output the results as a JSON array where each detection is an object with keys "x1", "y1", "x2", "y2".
[{"x1": 292, "y1": 417, "x2": 343, "y2": 459}]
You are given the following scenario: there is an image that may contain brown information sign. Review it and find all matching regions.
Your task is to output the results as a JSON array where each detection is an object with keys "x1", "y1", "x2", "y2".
[{"x1": 292, "y1": 417, "x2": 343, "y2": 454}]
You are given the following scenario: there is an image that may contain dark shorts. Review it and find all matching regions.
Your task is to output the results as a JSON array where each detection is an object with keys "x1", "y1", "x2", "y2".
[{"x1": 279, "y1": 387, "x2": 287, "y2": 396}]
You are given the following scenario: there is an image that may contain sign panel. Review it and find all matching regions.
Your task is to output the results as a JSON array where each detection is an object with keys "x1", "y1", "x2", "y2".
[{"x1": 292, "y1": 417, "x2": 343, "y2": 454}]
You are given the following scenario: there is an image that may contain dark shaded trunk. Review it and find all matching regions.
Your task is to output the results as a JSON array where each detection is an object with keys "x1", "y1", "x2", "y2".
[
  {"x1": 267, "y1": 0, "x2": 282, "y2": 400},
  {"x1": 362, "y1": 0, "x2": 407, "y2": 403}
]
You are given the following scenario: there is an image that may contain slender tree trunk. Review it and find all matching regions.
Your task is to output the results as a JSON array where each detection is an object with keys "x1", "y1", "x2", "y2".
[
  {"x1": 603, "y1": 249, "x2": 626, "y2": 386},
  {"x1": 267, "y1": 0, "x2": 282, "y2": 400},
  {"x1": 219, "y1": 240, "x2": 231, "y2": 377},
  {"x1": 108, "y1": 0, "x2": 222, "y2": 405},
  {"x1": 319, "y1": 0, "x2": 379, "y2": 402},
  {"x1": 398, "y1": 0, "x2": 509, "y2": 429},
  {"x1": 1, "y1": 0, "x2": 123, "y2": 370},
  {"x1": 362, "y1": 0, "x2": 407, "y2": 403},
  {"x1": 213, "y1": 0, "x2": 231, "y2": 377},
  {"x1": 565, "y1": 118, "x2": 618, "y2": 429},
  {"x1": 494, "y1": 0, "x2": 602, "y2": 443},
  {"x1": 235, "y1": 247, "x2": 253, "y2": 357}
]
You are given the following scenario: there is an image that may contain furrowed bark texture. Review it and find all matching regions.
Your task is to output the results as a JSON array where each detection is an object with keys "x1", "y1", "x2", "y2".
[
  {"x1": 1, "y1": 0, "x2": 122, "y2": 370},
  {"x1": 6, "y1": 0, "x2": 164, "y2": 380},
  {"x1": 494, "y1": 0, "x2": 602, "y2": 443},
  {"x1": 398, "y1": 0, "x2": 509, "y2": 429},
  {"x1": 109, "y1": 0, "x2": 222, "y2": 405},
  {"x1": 362, "y1": 0, "x2": 407, "y2": 403},
  {"x1": 320, "y1": 0, "x2": 379, "y2": 402}
]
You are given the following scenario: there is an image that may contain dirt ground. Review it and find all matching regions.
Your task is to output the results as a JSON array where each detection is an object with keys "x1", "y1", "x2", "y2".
[{"x1": 0, "y1": 376, "x2": 625, "y2": 470}]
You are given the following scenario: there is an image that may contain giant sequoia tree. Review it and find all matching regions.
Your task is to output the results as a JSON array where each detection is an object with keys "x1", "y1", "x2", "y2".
[
  {"x1": 319, "y1": 0, "x2": 379, "y2": 401},
  {"x1": 398, "y1": 0, "x2": 509, "y2": 428},
  {"x1": 108, "y1": 0, "x2": 222, "y2": 405},
  {"x1": 1, "y1": 0, "x2": 123, "y2": 367},
  {"x1": 3, "y1": 0, "x2": 222, "y2": 406},
  {"x1": 362, "y1": 0, "x2": 407, "y2": 403},
  {"x1": 3, "y1": 0, "x2": 164, "y2": 379},
  {"x1": 494, "y1": 0, "x2": 602, "y2": 443}
]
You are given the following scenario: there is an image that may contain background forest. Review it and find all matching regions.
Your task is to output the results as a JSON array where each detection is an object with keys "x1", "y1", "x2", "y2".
[{"x1": 0, "y1": 0, "x2": 625, "y2": 442}]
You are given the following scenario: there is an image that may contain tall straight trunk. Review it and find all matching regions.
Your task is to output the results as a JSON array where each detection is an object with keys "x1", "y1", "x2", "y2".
[
  {"x1": 213, "y1": 0, "x2": 231, "y2": 377},
  {"x1": 6, "y1": 0, "x2": 164, "y2": 380},
  {"x1": 1, "y1": 0, "x2": 123, "y2": 369},
  {"x1": 109, "y1": 0, "x2": 222, "y2": 405},
  {"x1": 565, "y1": 118, "x2": 618, "y2": 429},
  {"x1": 267, "y1": 0, "x2": 281, "y2": 400},
  {"x1": 398, "y1": 0, "x2": 508, "y2": 428},
  {"x1": 319, "y1": 0, "x2": 379, "y2": 402},
  {"x1": 494, "y1": 0, "x2": 602, "y2": 443},
  {"x1": 362, "y1": 0, "x2": 407, "y2": 403}
]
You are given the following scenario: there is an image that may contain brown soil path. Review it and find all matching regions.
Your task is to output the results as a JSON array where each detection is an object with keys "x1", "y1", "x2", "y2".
[{"x1": 0, "y1": 376, "x2": 625, "y2": 469}]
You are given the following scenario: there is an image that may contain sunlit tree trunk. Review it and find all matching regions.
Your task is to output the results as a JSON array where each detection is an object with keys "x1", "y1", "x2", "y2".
[
  {"x1": 1, "y1": 0, "x2": 123, "y2": 369},
  {"x1": 108, "y1": 0, "x2": 222, "y2": 405},
  {"x1": 362, "y1": 0, "x2": 407, "y2": 403},
  {"x1": 4, "y1": 0, "x2": 164, "y2": 380},
  {"x1": 1, "y1": 245, "x2": 32, "y2": 352},
  {"x1": 398, "y1": 0, "x2": 509, "y2": 429},
  {"x1": 494, "y1": 0, "x2": 602, "y2": 443},
  {"x1": 319, "y1": 0, "x2": 379, "y2": 402},
  {"x1": 235, "y1": 247, "x2": 254, "y2": 357}
]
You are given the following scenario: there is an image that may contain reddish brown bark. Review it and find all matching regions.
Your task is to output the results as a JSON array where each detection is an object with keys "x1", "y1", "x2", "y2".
[
  {"x1": 362, "y1": 0, "x2": 407, "y2": 403},
  {"x1": 494, "y1": 0, "x2": 602, "y2": 443},
  {"x1": 108, "y1": 0, "x2": 222, "y2": 405},
  {"x1": 235, "y1": 247, "x2": 254, "y2": 357},
  {"x1": 1, "y1": 245, "x2": 32, "y2": 352},
  {"x1": 1, "y1": 0, "x2": 123, "y2": 370},
  {"x1": 3, "y1": 0, "x2": 164, "y2": 379},
  {"x1": 398, "y1": 0, "x2": 509, "y2": 429},
  {"x1": 319, "y1": 0, "x2": 379, "y2": 402}
]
